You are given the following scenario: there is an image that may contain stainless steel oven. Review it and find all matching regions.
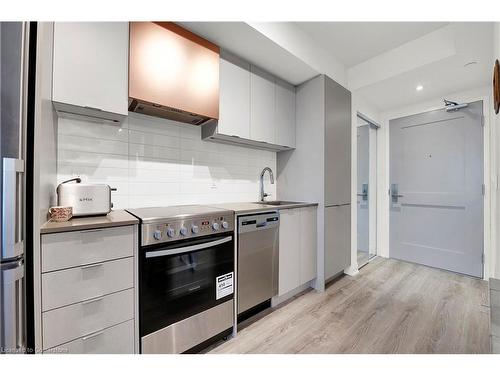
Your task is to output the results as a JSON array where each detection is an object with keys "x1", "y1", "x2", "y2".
[{"x1": 127, "y1": 205, "x2": 235, "y2": 354}]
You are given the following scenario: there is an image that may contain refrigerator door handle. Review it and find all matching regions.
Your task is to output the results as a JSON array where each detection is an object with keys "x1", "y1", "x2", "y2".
[
  {"x1": 0, "y1": 261, "x2": 25, "y2": 353},
  {"x1": 2, "y1": 158, "x2": 25, "y2": 260},
  {"x1": 325, "y1": 203, "x2": 351, "y2": 208},
  {"x1": 15, "y1": 264, "x2": 25, "y2": 353}
]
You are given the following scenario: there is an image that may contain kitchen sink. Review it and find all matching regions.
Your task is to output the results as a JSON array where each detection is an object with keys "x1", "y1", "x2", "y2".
[{"x1": 253, "y1": 200, "x2": 302, "y2": 206}]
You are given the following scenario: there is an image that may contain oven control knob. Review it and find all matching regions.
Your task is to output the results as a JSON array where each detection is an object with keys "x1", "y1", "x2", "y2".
[
  {"x1": 191, "y1": 225, "x2": 199, "y2": 234},
  {"x1": 153, "y1": 230, "x2": 162, "y2": 240},
  {"x1": 166, "y1": 228, "x2": 176, "y2": 238},
  {"x1": 179, "y1": 226, "x2": 188, "y2": 236},
  {"x1": 212, "y1": 222, "x2": 220, "y2": 231},
  {"x1": 221, "y1": 221, "x2": 229, "y2": 229}
]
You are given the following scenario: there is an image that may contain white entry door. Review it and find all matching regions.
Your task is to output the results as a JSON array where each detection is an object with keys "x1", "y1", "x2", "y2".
[{"x1": 389, "y1": 101, "x2": 484, "y2": 277}]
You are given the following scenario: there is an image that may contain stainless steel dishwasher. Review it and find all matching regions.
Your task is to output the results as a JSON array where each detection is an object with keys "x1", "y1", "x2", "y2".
[{"x1": 237, "y1": 211, "x2": 279, "y2": 315}]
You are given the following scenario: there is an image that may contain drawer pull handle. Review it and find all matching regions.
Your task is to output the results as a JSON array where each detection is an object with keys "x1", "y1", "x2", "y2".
[
  {"x1": 82, "y1": 329, "x2": 105, "y2": 341},
  {"x1": 84, "y1": 105, "x2": 103, "y2": 112},
  {"x1": 81, "y1": 263, "x2": 104, "y2": 270},
  {"x1": 81, "y1": 229, "x2": 104, "y2": 234},
  {"x1": 81, "y1": 296, "x2": 104, "y2": 305}
]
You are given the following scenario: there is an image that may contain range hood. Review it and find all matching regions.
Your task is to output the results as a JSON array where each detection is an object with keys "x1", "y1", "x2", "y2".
[{"x1": 128, "y1": 22, "x2": 220, "y2": 125}]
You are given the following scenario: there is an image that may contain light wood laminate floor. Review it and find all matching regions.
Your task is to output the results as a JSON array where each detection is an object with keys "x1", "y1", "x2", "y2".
[{"x1": 208, "y1": 258, "x2": 490, "y2": 354}]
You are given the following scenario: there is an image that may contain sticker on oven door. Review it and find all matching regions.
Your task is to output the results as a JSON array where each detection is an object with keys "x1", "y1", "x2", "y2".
[{"x1": 216, "y1": 272, "x2": 234, "y2": 300}]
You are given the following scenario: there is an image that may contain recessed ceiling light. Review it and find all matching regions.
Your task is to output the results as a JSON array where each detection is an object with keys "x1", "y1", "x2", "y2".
[{"x1": 416, "y1": 85, "x2": 423, "y2": 91}]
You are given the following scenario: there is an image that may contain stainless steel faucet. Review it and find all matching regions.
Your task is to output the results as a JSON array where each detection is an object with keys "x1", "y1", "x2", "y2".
[{"x1": 259, "y1": 167, "x2": 275, "y2": 202}]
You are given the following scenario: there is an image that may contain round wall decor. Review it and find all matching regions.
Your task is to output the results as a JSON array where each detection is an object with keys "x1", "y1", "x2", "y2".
[{"x1": 494, "y1": 59, "x2": 500, "y2": 114}]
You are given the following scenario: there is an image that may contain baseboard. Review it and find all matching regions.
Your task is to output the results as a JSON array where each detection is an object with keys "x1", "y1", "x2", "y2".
[
  {"x1": 344, "y1": 265, "x2": 359, "y2": 276},
  {"x1": 271, "y1": 281, "x2": 313, "y2": 307}
]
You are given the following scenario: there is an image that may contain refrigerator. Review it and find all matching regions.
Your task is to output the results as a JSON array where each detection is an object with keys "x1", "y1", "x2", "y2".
[
  {"x1": 1, "y1": 22, "x2": 29, "y2": 354},
  {"x1": 324, "y1": 76, "x2": 352, "y2": 280}
]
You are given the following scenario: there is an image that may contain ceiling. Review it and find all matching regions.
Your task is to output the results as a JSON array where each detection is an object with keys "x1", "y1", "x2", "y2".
[
  {"x1": 354, "y1": 23, "x2": 494, "y2": 111},
  {"x1": 180, "y1": 22, "x2": 318, "y2": 85},
  {"x1": 295, "y1": 22, "x2": 449, "y2": 67},
  {"x1": 180, "y1": 22, "x2": 493, "y2": 112}
]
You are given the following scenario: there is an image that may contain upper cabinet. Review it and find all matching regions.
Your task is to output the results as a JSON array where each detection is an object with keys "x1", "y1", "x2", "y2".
[
  {"x1": 250, "y1": 66, "x2": 276, "y2": 144},
  {"x1": 218, "y1": 52, "x2": 250, "y2": 139},
  {"x1": 202, "y1": 52, "x2": 296, "y2": 152},
  {"x1": 52, "y1": 22, "x2": 129, "y2": 123},
  {"x1": 275, "y1": 79, "x2": 296, "y2": 148},
  {"x1": 324, "y1": 76, "x2": 352, "y2": 206}
]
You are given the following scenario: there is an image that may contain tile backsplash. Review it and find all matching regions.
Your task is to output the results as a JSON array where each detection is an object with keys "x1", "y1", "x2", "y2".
[{"x1": 57, "y1": 113, "x2": 277, "y2": 209}]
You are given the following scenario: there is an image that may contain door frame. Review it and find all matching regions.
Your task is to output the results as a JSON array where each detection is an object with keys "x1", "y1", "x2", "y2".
[
  {"x1": 356, "y1": 112, "x2": 380, "y2": 269},
  {"x1": 379, "y1": 89, "x2": 494, "y2": 280}
]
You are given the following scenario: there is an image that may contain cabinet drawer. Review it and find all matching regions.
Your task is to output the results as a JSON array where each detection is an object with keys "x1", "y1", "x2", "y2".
[
  {"x1": 42, "y1": 257, "x2": 134, "y2": 311},
  {"x1": 44, "y1": 319, "x2": 135, "y2": 354},
  {"x1": 42, "y1": 225, "x2": 134, "y2": 273},
  {"x1": 42, "y1": 288, "x2": 134, "y2": 350}
]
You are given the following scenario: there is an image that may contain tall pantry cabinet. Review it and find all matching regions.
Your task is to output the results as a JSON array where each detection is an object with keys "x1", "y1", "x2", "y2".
[{"x1": 277, "y1": 74, "x2": 352, "y2": 288}]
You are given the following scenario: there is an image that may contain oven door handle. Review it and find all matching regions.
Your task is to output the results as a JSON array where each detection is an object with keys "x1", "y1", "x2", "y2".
[{"x1": 145, "y1": 236, "x2": 233, "y2": 258}]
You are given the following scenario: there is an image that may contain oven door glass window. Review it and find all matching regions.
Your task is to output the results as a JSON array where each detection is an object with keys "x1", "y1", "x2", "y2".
[{"x1": 140, "y1": 233, "x2": 234, "y2": 336}]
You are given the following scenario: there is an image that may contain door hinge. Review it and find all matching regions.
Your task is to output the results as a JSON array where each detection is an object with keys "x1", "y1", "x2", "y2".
[
  {"x1": 482, "y1": 183, "x2": 485, "y2": 196},
  {"x1": 482, "y1": 253, "x2": 485, "y2": 264},
  {"x1": 481, "y1": 115, "x2": 485, "y2": 127}
]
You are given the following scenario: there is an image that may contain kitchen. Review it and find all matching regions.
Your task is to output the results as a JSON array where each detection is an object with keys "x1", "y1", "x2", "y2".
[
  {"x1": 2, "y1": 5, "x2": 500, "y2": 370},
  {"x1": 2, "y1": 20, "x2": 348, "y2": 355}
]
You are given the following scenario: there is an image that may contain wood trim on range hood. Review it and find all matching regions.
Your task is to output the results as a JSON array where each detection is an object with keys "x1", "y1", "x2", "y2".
[{"x1": 129, "y1": 22, "x2": 220, "y2": 125}]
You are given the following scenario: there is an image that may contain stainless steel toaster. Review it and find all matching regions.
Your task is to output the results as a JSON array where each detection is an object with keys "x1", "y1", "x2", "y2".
[{"x1": 56, "y1": 178, "x2": 116, "y2": 217}]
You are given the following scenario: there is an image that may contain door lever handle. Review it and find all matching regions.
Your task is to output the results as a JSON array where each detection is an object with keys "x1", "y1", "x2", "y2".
[{"x1": 390, "y1": 184, "x2": 403, "y2": 201}]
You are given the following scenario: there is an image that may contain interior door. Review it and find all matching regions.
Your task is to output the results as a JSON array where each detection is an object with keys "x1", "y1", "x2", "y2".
[{"x1": 389, "y1": 101, "x2": 483, "y2": 277}]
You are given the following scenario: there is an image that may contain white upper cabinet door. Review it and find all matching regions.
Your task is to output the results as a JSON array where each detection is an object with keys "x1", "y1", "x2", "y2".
[
  {"x1": 218, "y1": 54, "x2": 251, "y2": 139},
  {"x1": 275, "y1": 79, "x2": 296, "y2": 148},
  {"x1": 52, "y1": 22, "x2": 129, "y2": 117},
  {"x1": 278, "y1": 209, "x2": 301, "y2": 296},
  {"x1": 250, "y1": 65, "x2": 275, "y2": 144},
  {"x1": 299, "y1": 206, "x2": 317, "y2": 284}
]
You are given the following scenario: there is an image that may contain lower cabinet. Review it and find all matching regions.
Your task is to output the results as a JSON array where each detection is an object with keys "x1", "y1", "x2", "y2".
[
  {"x1": 278, "y1": 209, "x2": 300, "y2": 295},
  {"x1": 278, "y1": 206, "x2": 317, "y2": 296},
  {"x1": 40, "y1": 225, "x2": 138, "y2": 354},
  {"x1": 324, "y1": 204, "x2": 351, "y2": 280},
  {"x1": 300, "y1": 207, "x2": 317, "y2": 284}
]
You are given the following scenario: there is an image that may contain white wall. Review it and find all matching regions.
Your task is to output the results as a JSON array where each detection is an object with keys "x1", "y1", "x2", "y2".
[
  {"x1": 493, "y1": 22, "x2": 500, "y2": 279},
  {"x1": 57, "y1": 112, "x2": 277, "y2": 208},
  {"x1": 378, "y1": 86, "x2": 495, "y2": 279}
]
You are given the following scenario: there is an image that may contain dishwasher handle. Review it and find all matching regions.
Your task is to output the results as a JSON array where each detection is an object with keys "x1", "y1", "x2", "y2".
[{"x1": 238, "y1": 212, "x2": 279, "y2": 233}]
